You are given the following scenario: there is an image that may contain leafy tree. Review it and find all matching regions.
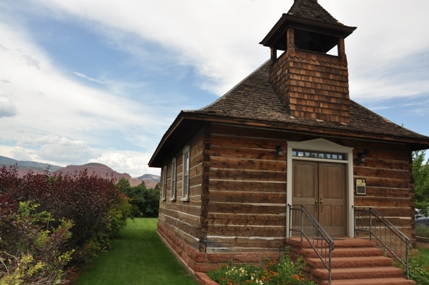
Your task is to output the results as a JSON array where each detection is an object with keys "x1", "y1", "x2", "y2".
[
  {"x1": 413, "y1": 150, "x2": 429, "y2": 216},
  {"x1": 118, "y1": 180, "x2": 159, "y2": 218}
]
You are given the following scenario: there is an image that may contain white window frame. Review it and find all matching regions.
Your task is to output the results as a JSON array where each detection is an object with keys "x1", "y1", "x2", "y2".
[
  {"x1": 170, "y1": 157, "x2": 177, "y2": 201},
  {"x1": 161, "y1": 165, "x2": 167, "y2": 201},
  {"x1": 181, "y1": 145, "x2": 190, "y2": 202}
]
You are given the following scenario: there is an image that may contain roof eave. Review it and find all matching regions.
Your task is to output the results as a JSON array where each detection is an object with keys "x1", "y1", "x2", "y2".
[{"x1": 260, "y1": 14, "x2": 356, "y2": 47}]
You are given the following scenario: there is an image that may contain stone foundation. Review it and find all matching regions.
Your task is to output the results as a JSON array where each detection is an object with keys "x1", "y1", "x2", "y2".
[{"x1": 157, "y1": 223, "x2": 280, "y2": 274}]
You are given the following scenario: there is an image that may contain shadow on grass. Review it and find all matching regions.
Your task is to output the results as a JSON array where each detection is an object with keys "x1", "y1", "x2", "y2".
[{"x1": 76, "y1": 218, "x2": 198, "y2": 285}]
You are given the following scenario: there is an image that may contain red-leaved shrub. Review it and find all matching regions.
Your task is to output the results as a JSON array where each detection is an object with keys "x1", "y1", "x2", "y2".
[{"x1": 0, "y1": 165, "x2": 130, "y2": 266}]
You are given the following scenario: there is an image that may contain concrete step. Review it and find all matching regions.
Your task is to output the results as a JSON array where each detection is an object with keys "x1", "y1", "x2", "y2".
[
  {"x1": 300, "y1": 247, "x2": 384, "y2": 258},
  {"x1": 307, "y1": 256, "x2": 393, "y2": 269},
  {"x1": 313, "y1": 266, "x2": 405, "y2": 281},
  {"x1": 287, "y1": 237, "x2": 375, "y2": 249}
]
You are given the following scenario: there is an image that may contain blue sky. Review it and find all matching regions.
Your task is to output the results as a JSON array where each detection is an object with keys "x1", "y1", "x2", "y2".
[{"x1": 1, "y1": 0, "x2": 428, "y2": 177}]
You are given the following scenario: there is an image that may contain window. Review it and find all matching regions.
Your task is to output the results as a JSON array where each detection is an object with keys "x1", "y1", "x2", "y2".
[
  {"x1": 170, "y1": 158, "x2": 176, "y2": 201},
  {"x1": 292, "y1": 149, "x2": 346, "y2": 161},
  {"x1": 181, "y1": 145, "x2": 190, "y2": 201},
  {"x1": 161, "y1": 165, "x2": 167, "y2": 201}
]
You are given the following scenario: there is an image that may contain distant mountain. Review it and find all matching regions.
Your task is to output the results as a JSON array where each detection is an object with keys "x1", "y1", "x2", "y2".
[
  {"x1": 0, "y1": 155, "x2": 62, "y2": 176},
  {"x1": 136, "y1": 174, "x2": 161, "y2": 189},
  {"x1": 56, "y1": 162, "x2": 144, "y2": 187},
  {"x1": 0, "y1": 156, "x2": 160, "y2": 188}
]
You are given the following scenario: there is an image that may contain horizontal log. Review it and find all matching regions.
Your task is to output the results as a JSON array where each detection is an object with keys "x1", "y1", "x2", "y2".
[
  {"x1": 208, "y1": 225, "x2": 285, "y2": 237},
  {"x1": 355, "y1": 196, "x2": 411, "y2": 207},
  {"x1": 210, "y1": 135, "x2": 284, "y2": 150},
  {"x1": 206, "y1": 236, "x2": 285, "y2": 249},
  {"x1": 209, "y1": 146, "x2": 281, "y2": 160},
  {"x1": 353, "y1": 207, "x2": 413, "y2": 217},
  {"x1": 161, "y1": 210, "x2": 201, "y2": 227},
  {"x1": 159, "y1": 203, "x2": 202, "y2": 216},
  {"x1": 208, "y1": 202, "x2": 286, "y2": 215},
  {"x1": 211, "y1": 124, "x2": 289, "y2": 140},
  {"x1": 158, "y1": 220, "x2": 200, "y2": 249},
  {"x1": 353, "y1": 158, "x2": 409, "y2": 171},
  {"x1": 209, "y1": 191, "x2": 286, "y2": 204},
  {"x1": 364, "y1": 187, "x2": 412, "y2": 198},
  {"x1": 354, "y1": 167, "x2": 409, "y2": 179},
  {"x1": 209, "y1": 180, "x2": 286, "y2": 193},
  {"x1": 363, "y1": 177, "x2": 409, "y2": 188},
  {"x1": 165, "y1": 215, "x2": 201, "y2": 238},
  {"x1": 207, "y1": 213, "x2": 286, "y2": 221},
  {"x1": 210, "y1": 156, "x2": 286, "y2": 172},
  {"x1": 210, "y1": 169, "x2": 286, "y2": 182},
  {"x1": 207, "y1": 216, "x2": 285, "y2": 227}
]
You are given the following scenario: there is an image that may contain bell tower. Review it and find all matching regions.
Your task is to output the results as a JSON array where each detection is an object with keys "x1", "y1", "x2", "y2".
[{"x1": 260, "y1": 0, "x2": 356, "y2": 124}]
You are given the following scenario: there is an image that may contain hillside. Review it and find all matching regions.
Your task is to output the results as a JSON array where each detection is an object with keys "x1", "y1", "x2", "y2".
[
  {"x1": 0, "y1": 156, "x2": 159, "y2": 188},
  {"x1": 0, "y1": 155, "x2": 62, "y2": 177}
]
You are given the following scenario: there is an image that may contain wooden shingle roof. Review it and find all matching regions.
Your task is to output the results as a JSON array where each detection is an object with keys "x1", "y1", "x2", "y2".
[
  {"x1": 149, "y1": 61, "x2": 429, "y2": 167},
  {"x1": 187, "y1": 61, "x2": 429, "y2": 146},
  {"x1": 287, "y1": 0, "x2": 342, "y2": 25}
]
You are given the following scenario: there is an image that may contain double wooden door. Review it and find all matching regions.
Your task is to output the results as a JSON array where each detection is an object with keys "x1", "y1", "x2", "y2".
[{"x1": 292, "y1": 160, "x2": 347, "y2": 236}]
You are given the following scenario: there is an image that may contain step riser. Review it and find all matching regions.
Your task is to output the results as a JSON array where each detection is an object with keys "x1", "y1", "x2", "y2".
[
  {"x1": 313, "y1": 268, "x2": 404, "y2": 280},
  {"x1": 307, "y1": 258, "x2": 393, "y2": 269},
  {"x1": 286, "y1": 238, "x2": 414, "y2": 285},
  {"x1": 300, "y1": 248, "x2": 384, "y2": 258}
]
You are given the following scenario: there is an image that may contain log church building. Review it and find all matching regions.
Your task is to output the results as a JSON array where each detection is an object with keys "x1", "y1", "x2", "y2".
[{"x1": 149, "y1": 0, "x2": 429, "y2": 284}]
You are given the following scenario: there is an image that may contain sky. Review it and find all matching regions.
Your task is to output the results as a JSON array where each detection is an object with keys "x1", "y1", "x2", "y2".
[{"x1": 1, "y1": 0, "x2": 429, "y2": 177}]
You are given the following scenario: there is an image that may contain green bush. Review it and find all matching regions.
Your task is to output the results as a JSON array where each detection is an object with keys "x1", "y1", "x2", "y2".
[
  {"x1": 208, "y1": 250, "x2": 315, "y2": 285},
  {"x1": 416, "y1": 224, "x2": 429, "y2": 238},
  {"x1": 408, "y1": 250, "x2": 429, "y2": 285},
  {"x1": 0, "y1": 200, "x2": 74, "y2": 284}
]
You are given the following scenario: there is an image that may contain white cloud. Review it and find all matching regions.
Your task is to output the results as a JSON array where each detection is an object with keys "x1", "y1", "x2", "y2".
[
  {"x1": 30, "y1": 0, "x2": 429, "y2": 98},
  {"x1": 37, "y1": 137, "x2": 101, "y2": 164},
  {"x1": 72, "y1": 72, "x2": 107, "y2": 85},
  {"x1": 10, "y1": 146, "x2": 33, "y2": 161},
  {"x1": 0, "y1": 91, "x2": 18, "y2": 118},
  {"x1": 94, "y1": 151, "x2": 160, "y2": 177}
]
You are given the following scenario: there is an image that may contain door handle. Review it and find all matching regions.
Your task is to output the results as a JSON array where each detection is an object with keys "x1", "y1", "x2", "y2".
[{"x1": 320, "y1": 196, "x2": 324, "y2": 212}]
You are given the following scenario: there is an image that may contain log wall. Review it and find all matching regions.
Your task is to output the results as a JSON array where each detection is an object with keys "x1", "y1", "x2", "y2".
[
  {"x1": 206, "y1": 124, "x2": 288, "y2": 252},
  {"x1": 157, "y1": 123, "x2": 415, "y2": 273},
  {"x1": 158, "y1": 130, "x2": 205, "y2": 250}
]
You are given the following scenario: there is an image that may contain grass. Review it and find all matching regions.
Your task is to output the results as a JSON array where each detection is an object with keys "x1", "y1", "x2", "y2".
[
  {"x1": 76, "y1": 218, "x2": 198, "y2": 285},
  {"x1": 418, "y1": 248, "x2": 429, "y2": 261}
]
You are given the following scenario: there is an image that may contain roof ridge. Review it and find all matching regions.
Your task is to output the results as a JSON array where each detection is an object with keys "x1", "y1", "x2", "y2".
[
  {"x1": 189, "y1": 60, "x2": 271, "y2": 112},
  {"x1": 287, "y1": 0, "x2": 344, "y2": 26}
]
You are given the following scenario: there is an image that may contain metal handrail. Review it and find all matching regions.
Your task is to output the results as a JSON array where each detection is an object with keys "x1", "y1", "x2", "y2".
[
  {"x1": 354, "y1": 207, "x2": 410, "y2": 279},
  {"x1": 288, "y1": 204, "x2": 334, "y2": 284}
]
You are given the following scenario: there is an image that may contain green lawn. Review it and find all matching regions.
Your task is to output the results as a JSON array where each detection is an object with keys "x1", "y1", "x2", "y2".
[
  {"x1": 76, "y1": 218, "x2": 198, "y2": 285},
  {"x1": 418, "y1": 248, "x2": 429, "y2": 262}
]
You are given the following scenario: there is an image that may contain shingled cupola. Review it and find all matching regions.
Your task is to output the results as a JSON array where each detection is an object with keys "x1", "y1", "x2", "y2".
[{"x1": 260, "y1": 0, "x2": 356, "y2": 124}]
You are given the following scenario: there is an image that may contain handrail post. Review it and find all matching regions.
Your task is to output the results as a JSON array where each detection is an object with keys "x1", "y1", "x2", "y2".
[
  {"x1": 406, "y1": 239, "x2": 409, "y2": 279},
  {"x1": 300, "y1": 205, "x2": 304, "y2": 241},
  {"x1": 369, "y1": 208, "x2": 373, "y2": 241}
]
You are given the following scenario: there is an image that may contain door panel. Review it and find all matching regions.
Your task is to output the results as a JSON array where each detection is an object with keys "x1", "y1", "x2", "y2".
[
  {"x1": 293, "y1": 161, "x2": 318, "y2": 218},
  {"x1": 319, "y1": 163, "x2": 346, "y2": 236},
  {"x1": 292, "y1": 161, "x2": 347, "y2": 236}
]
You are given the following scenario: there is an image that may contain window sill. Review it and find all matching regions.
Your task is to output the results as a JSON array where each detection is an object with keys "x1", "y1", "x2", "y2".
[{"x1": 180, "y1": 196, "x2": 190, "y2": 202}]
